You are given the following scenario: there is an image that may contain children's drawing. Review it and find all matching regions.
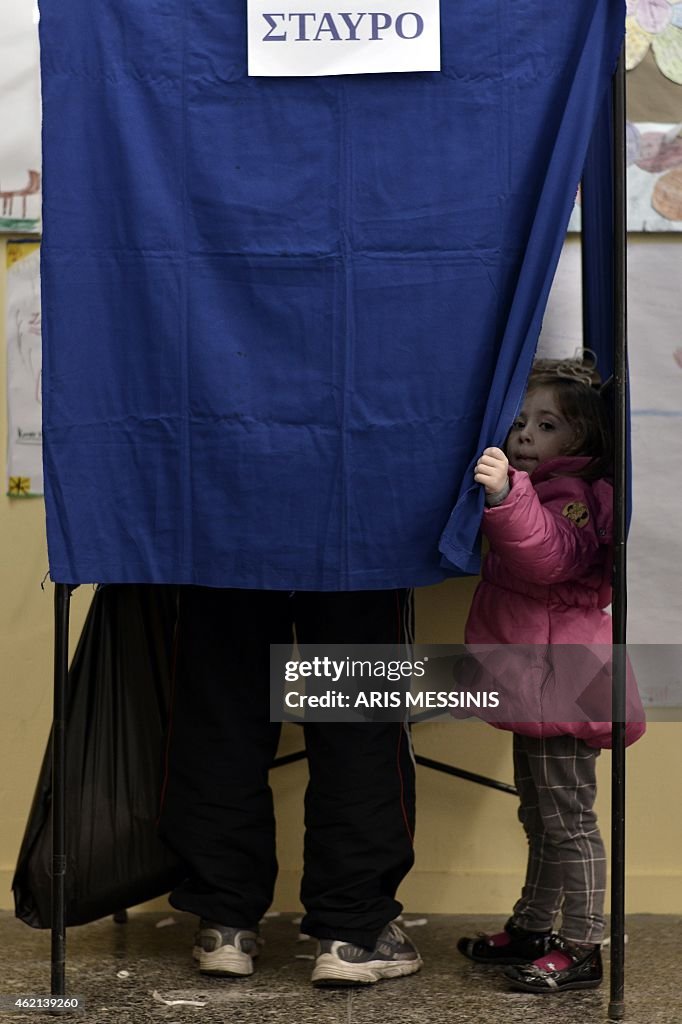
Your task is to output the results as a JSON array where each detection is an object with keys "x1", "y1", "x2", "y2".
[
  {"x1": 0, "y1": 2, "x2": 41, "y2": 232},
  {"x1": 626, "y1": 0, "x2": 682, "y2": 84},
  {"x1": 6, "y1": 242, "x2": 43, "y2": 496}
]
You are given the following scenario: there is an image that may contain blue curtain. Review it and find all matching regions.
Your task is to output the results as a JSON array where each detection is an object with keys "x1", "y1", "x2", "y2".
[{"x1": 39, "y1": 1, "x2": 625, "y2": 588}]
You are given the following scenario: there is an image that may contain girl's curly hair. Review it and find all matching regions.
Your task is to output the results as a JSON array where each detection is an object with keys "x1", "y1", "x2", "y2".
[{"x1": 524, "y1": 354, "x2": 613, "y2": 481}]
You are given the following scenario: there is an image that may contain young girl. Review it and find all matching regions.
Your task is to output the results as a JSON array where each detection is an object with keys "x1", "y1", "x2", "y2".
[{"x1": 457, "y1": 367, "x2": 645, "y2": 994}]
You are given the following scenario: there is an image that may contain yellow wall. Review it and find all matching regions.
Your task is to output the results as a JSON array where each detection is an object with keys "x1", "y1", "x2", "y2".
[
  {"x1": 1, "y1": 233, "x2": 94, "y2": 906},
  {"x1": 1, "y1": 233, "x2": 680, "y2": 919}
]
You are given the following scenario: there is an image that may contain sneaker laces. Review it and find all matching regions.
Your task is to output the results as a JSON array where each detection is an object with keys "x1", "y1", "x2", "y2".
[{"x1": 382, "y1": 922, "x2": 407, "y2": 949}]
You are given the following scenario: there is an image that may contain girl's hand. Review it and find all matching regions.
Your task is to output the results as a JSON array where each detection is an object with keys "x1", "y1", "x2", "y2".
[{"x1": 474, "y1": 447, "x2": 509, "y2": 495}]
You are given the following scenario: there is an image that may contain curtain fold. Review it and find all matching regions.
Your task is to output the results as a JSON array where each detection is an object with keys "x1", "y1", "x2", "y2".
[{"x1": 439, "y1": 2, "x2": 623, "y2": 573}]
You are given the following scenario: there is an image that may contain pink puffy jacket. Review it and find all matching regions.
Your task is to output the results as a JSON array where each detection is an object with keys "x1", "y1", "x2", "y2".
[{"x1": 464, "y1": 456, "x2": 646, "y2": 748}]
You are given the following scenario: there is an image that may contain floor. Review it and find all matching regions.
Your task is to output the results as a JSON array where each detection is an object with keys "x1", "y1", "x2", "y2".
[{"x1": 0, "y1": 911, "x2": 678, "y2": 1023}]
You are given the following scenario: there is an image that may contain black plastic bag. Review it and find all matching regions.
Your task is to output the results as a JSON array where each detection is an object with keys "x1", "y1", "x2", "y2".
[{"x1": 13, "y1": 585, "x2": 185, "y2": 927}]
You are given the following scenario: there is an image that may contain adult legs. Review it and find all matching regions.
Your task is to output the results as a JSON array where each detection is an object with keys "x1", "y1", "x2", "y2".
[
  {"x1": 158, "y1": 586, "x2": 417, "y2": 949},
  {"x1": 157, "y1": 587, "x2": 293, "y2": 927},
  {"x1": 295, "y1": 589, "x2": 416, "y2": 948}
]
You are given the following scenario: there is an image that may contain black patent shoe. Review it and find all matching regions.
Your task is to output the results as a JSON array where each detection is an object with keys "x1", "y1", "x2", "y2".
[
  {"x1": 503, "y1": 935, "x2": 603, "y2": 993},
  {"x1": 457, "y1": 918, "x2": 553, "y2": 965}
]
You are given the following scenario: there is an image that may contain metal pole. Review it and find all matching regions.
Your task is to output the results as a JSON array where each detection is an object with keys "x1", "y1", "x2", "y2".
[
  {"x1": 273, "y1": 748, "x2": 516, "y2": 796},
  {"x1": 51, "y1": 583, "x2": 72, "y2": 995},
  {"x1": 414, "y1": 755, "x2": 517, "y2": 796},
  {"x1": 608, "y1": 46, "x2": 628, "y2": 1023},
  {"x1": 580, "y1": 180, "x2": 591, "y2": 355}
]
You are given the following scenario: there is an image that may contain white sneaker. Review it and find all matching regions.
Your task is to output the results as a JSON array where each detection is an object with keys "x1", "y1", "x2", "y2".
[
  {"x1": 311, "y1": 921, "x2": 422, "y2": 986},
  {"x1": 193, "y1": 921, "x2": 261, "y2": 977}
]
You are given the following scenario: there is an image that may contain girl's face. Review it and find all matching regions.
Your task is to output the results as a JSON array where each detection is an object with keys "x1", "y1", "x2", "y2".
[{"x1": 506, "y1": 386, "x2": 576, "y2": 472}]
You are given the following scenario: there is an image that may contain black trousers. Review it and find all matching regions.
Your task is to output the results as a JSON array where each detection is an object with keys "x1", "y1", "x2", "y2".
[{"x1": 157, "y1": 587, "x2": 416, "y2": 949}]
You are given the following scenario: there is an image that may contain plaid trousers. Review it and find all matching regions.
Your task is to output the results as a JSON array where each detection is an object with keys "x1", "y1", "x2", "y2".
[{"x1": 511, "y1": 733, "x2": 606, "y2": 944}]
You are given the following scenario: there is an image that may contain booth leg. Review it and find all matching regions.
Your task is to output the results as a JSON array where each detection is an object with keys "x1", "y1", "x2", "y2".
[
  {"x1": 608, "y1": 44, "x2": 628, "y2": 1024},
  {"x1": 51, "y1": 583, "x2": 72, "y2": 996},
  {"x1": 609, "y1": 721, "x2": 626, "y2": 1021}
]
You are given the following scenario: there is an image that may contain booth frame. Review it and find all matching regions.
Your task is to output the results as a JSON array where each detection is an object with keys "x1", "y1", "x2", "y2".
[{"x1": 48, "y1": 51, "x2": 631, "y2": 1022}]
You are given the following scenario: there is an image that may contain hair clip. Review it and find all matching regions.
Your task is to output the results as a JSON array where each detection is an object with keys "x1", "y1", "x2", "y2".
[{"x1": 530, "y1": 348, "x2": 600, "y2": 387}]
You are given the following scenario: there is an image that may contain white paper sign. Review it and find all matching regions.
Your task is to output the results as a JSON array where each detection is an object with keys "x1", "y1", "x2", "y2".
[{"x1": 247, "y1": 1, "x2": 441, "y2": 77}]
